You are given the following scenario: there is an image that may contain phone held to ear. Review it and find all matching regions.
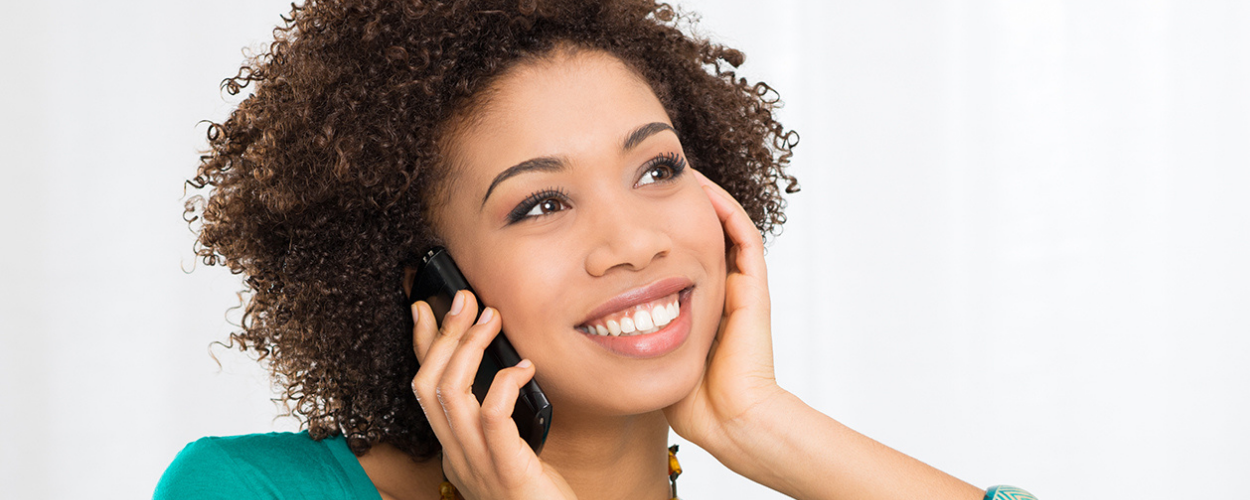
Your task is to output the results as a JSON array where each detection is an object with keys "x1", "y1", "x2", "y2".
[{"x1": 409, "y1": 247, "x2": 553, "y2": 455}]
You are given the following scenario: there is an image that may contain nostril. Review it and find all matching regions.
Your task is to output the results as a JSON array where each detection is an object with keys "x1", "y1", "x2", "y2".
[{"x1": 582, "y1": 217, "x2": 673, "y2": 276}]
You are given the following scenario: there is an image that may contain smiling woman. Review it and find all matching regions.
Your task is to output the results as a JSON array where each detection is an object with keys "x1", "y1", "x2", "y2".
[
  {"x1": 157, "y1": 0, "x2": 1026, "y2": 499},
  {"x1": 428, "y1": 51, "x2": 726, "y2": 420}
]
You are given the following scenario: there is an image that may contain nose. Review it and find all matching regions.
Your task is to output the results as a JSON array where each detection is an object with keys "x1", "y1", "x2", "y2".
[{"x1": 583, "y1": 202, "x2": 672, "y2": 277}]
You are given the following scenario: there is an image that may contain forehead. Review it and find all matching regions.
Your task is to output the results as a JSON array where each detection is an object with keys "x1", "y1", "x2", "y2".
[{"x1": 445, "y1": 50, "x2": 672, "y2": 186}]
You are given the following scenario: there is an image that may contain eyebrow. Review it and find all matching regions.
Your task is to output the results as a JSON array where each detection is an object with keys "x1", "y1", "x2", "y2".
[
  {"x1": 480, "y1": 156, "x2": 566, "y2": 207},
  {"x1": 622, "y1": 122, "x2": 675, "y2": 151},
  {"x1": 480, "y1": 121, "x2": 676, "y2": 207}
]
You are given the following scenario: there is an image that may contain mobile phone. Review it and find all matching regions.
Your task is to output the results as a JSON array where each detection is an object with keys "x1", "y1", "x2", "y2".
[{"x1": 409, "y1": 247, "x2": 552, "y2": 454}]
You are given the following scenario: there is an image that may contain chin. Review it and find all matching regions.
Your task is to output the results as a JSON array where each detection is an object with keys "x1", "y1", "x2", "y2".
[
  {"x1": 569, "y1": 368, "x2": 704, "y2": 418},
  {"x1": 629, "y1": 357, "x2": 708, "y2": 412}
]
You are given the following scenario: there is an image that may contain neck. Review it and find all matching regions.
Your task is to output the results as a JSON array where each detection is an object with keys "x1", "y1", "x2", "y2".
[{"x1": 539, "y1": 409, "x2": 672, "y2": 500}]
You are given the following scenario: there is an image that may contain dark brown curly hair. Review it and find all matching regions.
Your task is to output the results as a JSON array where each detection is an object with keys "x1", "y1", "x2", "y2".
[{"x1": 185, "y1": 0, "x2": 799, "y2": 460}]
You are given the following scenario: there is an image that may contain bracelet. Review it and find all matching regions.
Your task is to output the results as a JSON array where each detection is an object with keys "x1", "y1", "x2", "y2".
[{"x1": 984, "y1": 485, "x2": 1038, "y2": 500}]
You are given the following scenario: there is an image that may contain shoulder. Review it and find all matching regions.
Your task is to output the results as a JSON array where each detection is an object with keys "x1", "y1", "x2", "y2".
[{"x1": 154, "y1": 431, "x2": 380, "y2": 500}]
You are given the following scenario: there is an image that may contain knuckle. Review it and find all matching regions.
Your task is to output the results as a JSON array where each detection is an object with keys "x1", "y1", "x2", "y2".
[
  {"x1": 480, "y1": 403, "x2": 508, "y2": 424},
  {"x1": 413, "y1": 371, "x2": 435, "y2": 391},
  {"x1": 435, "y1": 386, "x2": 449, "y2": 406},
  {"x1": 411, "y1": 382, "x2": 433, "y2": 411},
  {"x1": 459, "y1": 324, "x2": 491, "y2": 347},
  {"x1": 492, "y1": 368, "x2": 518, "y2": 386}
]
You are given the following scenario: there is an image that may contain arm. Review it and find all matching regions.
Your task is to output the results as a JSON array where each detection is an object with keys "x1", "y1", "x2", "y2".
[
  {"x1": 665, "y1": 169, "x2": 984, "y2": 500},
  {"x1": 711, "y1": 391, "x2": 982, "y2": 500}
]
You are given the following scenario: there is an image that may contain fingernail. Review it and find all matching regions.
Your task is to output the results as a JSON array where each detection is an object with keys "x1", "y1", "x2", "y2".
[
  {"x1": 449, "y1": 291, "x2": 465, "y2": 316},
  {"x1": 516, "y1": 359, "x2": 532, "y2": 369},
  {"x1": 411, "y1": 301, "x2": 422, "y2": 322},
  {"x1": 477, "y1": 307, "x2": 494, "y2": 324}
]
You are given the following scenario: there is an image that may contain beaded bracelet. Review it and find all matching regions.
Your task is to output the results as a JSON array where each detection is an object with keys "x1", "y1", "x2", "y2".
[{"x1": 984, "y1": 485, "x2": 1038, "y2": 500}]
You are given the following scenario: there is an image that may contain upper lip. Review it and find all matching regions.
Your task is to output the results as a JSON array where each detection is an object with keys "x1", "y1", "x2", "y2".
[{"x1": 576, "y1": 276, "x2": 694, "y2": 327}]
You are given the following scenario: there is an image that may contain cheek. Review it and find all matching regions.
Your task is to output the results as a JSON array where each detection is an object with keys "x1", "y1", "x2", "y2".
[
  {"x1": 674, "y1": 187, "x2": 727, "y2": 274},
  {"x1": 673, "y1": 185, "x2": 728, "y2": 343},
  {"x1": 454, "y1": 235, "x2": 580, "y2": 356}
]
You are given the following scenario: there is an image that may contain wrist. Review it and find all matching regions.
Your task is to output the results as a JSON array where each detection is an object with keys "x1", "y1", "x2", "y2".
[{"x1": 700, "y1": 388, "x2": 809, "y2": 493}]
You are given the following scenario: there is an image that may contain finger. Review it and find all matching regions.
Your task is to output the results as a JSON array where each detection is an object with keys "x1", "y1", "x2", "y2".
[
  {"x1": 411, "y1": 300, "x2": 455, "y2": 447},
  {"x1": 689, "y1": 165, "x2": 713, "y2": 187},
  {"x1": 410, "y1": 291, "x2": 480, "y2": 457},
  {"x1": 434, "y1": 306, "x2": 503, "y2": 453},
  {"x1": 412, "y1": 300, "x2": 438, "y2": 363},
  {"x1": 414, "y1": 290, "x2": 479, "y2": 375},
  {"x1": 694, "y1": 175, "x2": 767, "y2": 283},
  {"x1": 440, "y1": 290, "x2": 479, "y2": 339},
  {"x1": 693, "y1": 172, "x2": 772, "y2": 345},
  {"x1": 480, "y1": 359, "x2": 537, "y2": 471}
]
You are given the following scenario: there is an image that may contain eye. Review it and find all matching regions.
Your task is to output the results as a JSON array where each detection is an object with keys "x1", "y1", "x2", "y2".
[
  {"x1": 526, "y1": 197, "x2": 568, "y2": 217},
  {"x1": 507, "y1": 188, "x2": 570, "y2": 223},
  {"x1": 640, "y1": 165, "x2": 675, "y2": 185},
  {"x1": 636, "y1": 152, "x2": 687, "y2": 187}
]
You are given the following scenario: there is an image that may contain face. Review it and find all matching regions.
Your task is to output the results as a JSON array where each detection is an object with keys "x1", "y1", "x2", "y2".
[{"x1": 432, "y1": 49, "x2": 726, "y2": 418}]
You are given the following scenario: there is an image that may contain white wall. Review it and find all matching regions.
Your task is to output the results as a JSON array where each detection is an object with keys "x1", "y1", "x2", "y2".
[{"x1": 1, "y1": 1, "x2": 1246, "y2": 499}]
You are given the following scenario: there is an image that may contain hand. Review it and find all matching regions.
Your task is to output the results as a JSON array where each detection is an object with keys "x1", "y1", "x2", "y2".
[
  {"x1": 411, "y1": 292, "x2": 576, "y2": 500},
  {"x1": 666, "y1": 172, "x2": 985, "y2": 500},
  {"x1": 663, "y1": 169, "x2": 789, "y2": 455}
]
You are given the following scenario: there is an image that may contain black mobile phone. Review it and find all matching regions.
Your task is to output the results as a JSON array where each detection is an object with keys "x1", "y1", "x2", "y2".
[{"x1": 409, "y1": 247, "x2": 552, "y2": 454}]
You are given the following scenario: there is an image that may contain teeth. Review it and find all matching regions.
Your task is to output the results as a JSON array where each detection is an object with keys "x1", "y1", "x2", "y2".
[
  {"x1": 578, "y1": 293, "x2": 683, "y2": 337},
  {"x1": 634, "y1": 310, "x2": 654, "y2": 330},
  {"x1": 651, "y1": 304, "x2": 670, "y2": 326}
]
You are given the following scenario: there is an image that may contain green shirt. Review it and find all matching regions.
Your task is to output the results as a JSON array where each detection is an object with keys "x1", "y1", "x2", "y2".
[{"x1": 154, "y1": 432, "x2": 382, "y2": 500}]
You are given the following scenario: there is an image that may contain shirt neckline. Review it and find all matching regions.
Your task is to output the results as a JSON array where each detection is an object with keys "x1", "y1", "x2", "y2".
[{"x1": 322, "y1": 433, "x2": 386, "y2": 500}]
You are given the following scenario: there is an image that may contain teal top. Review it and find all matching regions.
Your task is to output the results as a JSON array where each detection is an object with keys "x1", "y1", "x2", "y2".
[
  {"x1": 155, "y1": 431, "x2": 1036, "y2": 500},
  {"x1": 153, "y1": 432, "x2": 382, "y2": 500}
]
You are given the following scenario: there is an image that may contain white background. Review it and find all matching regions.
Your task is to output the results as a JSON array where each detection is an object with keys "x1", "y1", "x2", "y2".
[{"x1": 2, "y1": 1, "x2": 1247, "y2": 499}]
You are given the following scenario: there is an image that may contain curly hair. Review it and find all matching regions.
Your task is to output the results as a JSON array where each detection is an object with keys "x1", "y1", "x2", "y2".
[{"x1": 185, "y1": 0, "x2": 799, "y2": 460}]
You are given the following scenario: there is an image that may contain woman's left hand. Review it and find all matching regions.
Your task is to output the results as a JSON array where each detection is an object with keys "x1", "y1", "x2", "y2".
[
  {"x1": 667, "y1": 170, "x2": 986, "y2": 500},
  {"x1": 663, "y1": 169, "x2": 789, "y2": 457}
]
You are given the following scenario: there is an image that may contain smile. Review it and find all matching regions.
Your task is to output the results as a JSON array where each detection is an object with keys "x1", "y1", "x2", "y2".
[
  {"x1": 576, "y1": 293, "x2": 680, "y2": 336},
  {"x1": 574, "y1": 277, "x2": 696, "y2": 358}
]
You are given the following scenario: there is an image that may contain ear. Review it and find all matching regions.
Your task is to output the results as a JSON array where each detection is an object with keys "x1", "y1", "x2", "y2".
[{"x1": 402, "y1": 267, "x2": 418, "y2": 298}]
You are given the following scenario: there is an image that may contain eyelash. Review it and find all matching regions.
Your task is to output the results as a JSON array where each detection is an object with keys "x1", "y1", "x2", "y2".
[
  {"x1": 505, "y1": 152, "x2": 688, "y2": 224},
  {"x1": 637, "y1": 152, "x2": 687, "y2": 186},
  {"x1": 507, "y1": 187, "x2": 570, "y2": 224}
]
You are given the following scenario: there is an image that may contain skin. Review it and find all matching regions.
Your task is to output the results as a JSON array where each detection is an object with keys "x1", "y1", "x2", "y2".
[{"x1": 363, "y1": 49, "x2": 986, "y2": 500}]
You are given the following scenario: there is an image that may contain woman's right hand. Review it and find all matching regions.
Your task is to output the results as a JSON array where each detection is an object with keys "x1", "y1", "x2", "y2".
[{"x1": 411, "y1": 291, "x2": 577, "y2": 500}]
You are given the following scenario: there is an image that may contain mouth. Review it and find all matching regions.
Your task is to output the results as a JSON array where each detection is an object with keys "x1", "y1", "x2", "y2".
[
  {"x1": 574, "y1": 282, "x2": 696, "y2": 359},
  {"x1": 575, "y1": 288, "x2": 689, "y2": 337}
]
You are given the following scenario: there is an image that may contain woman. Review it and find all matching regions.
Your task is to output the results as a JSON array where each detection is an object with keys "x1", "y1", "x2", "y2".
[{"x1": 160, "y1": 0, "x2": 1032, "y2": 499}]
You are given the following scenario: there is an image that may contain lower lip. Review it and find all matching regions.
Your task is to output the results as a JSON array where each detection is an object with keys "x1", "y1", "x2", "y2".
[{"x1": 580, "y1": 288, "x2": 694, "y2": 358}]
